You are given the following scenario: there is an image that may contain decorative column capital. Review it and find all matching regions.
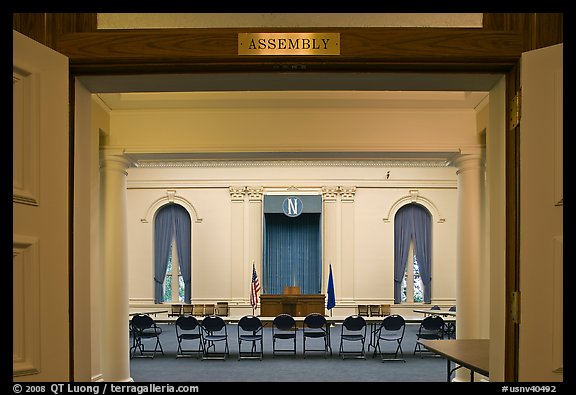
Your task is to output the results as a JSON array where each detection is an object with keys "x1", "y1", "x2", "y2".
[
  {"x1": 322, "y1": 186, "x2": 339, "y2": 202},
  {"x1": 229, "y1": 186, "x2": 246, "y2": 202},
  {"x1": 99, "y1": 149, "x2": 133, "y2": 176},
  {"x1": 247, "y1": 186, "x2": 264, "y2": 202},
  {"x1": 339, "y1": 186, "x2": 357, "y2": 202},
  {"x1": 451, "y1": 152, "x2": 485, "y2": 176}
]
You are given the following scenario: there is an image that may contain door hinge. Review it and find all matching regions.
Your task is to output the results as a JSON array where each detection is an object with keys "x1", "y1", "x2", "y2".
[
  {"x1": 509, "y1": 89, "x2": 521, "y2": 129},
  {"x1": 510, "y1": 291, "x2": 521, "y2": 324}
]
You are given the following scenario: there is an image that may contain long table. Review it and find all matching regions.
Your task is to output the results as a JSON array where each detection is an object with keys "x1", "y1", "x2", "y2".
[
  {"x1": 129, "y1": 309, "x2": 168, "y2": 317},
  {"x1": 418, "y1": 339, "x2": 489, "y2": 382},
  {"x1": 413, "y1": 308, "x2": 456, "y2": 317},
  {"x1": 148, "y1": 314, "x2": 452, "y2": 324}
]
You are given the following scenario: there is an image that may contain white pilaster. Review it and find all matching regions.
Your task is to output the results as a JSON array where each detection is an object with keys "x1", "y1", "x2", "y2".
[
  {"x1": 99, "y1": 149, "x2": 132, "y2": 382},
  {"x1": 452, "y1": 152, "x2": 485, "y2": 381},
  {"x1": 340, "y1": 186, "x2": 356, "y2": 301},
  {"x1": 322, "y1": 186, "x2": 339, "y2": 313},
  {"x1": 229, "y1": 186, "x2": 246, "y2": 304},
  {"x1": 247, "y1": 186, "x2": 264, "y2": 300}
]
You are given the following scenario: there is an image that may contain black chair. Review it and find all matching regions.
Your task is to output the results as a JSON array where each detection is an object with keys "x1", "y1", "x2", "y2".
[
  {"x1": 272, "y1": 314, "x2": 297, "y2": 357},
  {"x1": 414, "y1": 314, "x2": 445, "y2": 357},
  {"x1": 200, "y1": 315, "x2": 229, "y2": 360},
  {"x1": 339, "y1": 315, "x2": 367, "y2": 359},
  {"x1": 373, "y1": 314, "x2": 406, "y2": 362},
  {"x1": 175, "y1": 315, "x2": 203, "y2": 358},
  {"x1": 130, "y1": 314, "x2": 164, "y2": 359},
  {"x1": 445, "y1": 305, "x2": 457, "y2": 339},
  {"x1": 302, "y1": 313, "x2": 330, "y2": 358},
  {"x1": 237, "y1": 315, "x2": 264, "y2": 360}
]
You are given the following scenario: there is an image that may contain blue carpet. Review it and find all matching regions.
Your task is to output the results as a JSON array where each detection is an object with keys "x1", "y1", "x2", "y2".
[{"x1": 129, "y1": 322, "x2": 448, "y2": 382}]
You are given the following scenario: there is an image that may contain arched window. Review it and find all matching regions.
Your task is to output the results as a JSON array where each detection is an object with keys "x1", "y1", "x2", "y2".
[
  {"x1": 154, "y1": 203, "x2": 192, "y2": 304},
  {"x1": 393, "y1": 203, "x2": 432, "y2": 304}
]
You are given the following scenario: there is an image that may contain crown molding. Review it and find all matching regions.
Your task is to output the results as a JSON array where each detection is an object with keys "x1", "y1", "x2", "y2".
[{"x1": 134, "y1": 159, "x2": 449, "y2": 168}]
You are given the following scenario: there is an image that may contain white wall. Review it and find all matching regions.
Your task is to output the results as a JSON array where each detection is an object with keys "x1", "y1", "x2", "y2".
[
  {"x1": 101, "y1": 96, "x2": 481, "y2": 318},
  {"x1": 125, "y1": 164, "x2": 459, "y2": 317},
  {"x1": 126, "y1": 187, "x2": 232, "y2": 304},
  {"x1": 107, "y1": 107, "x2": 479, "y2": 155}
]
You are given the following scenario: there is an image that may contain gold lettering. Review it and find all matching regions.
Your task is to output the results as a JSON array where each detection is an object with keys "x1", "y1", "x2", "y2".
[{"x1": 238, "y1": 33, "x2": 340, "y2": 55}]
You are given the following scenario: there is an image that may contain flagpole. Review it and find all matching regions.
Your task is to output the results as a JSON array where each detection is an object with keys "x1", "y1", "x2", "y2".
[
  {"x1": 327, "y1": 263, "x2": 335, "y2": 317},
  {"x1": 251, "y1": 260, "x2": 260, "y2": 317}
]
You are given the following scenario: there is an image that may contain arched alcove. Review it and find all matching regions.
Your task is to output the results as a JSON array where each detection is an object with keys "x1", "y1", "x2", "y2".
[{"x1": 383, "y1": 190, "x2": 445, "y2": 224}]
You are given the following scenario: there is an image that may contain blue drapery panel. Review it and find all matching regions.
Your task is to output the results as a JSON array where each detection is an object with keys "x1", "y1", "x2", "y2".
[
  {"x1": 154, "y1": 206, "x2": 173, "y2": 303},
  {"x1": 263, "y1": 213, "x2": 321, "y2": 294},
  {"x1": 173, "y1": 206, "x2": 192, "y2": 303},
  {"x1": 393, "y1": 203, "x2": 432, "y2": 303},
  {"x1": 412, "y1": 205, "x2": 432, "y2": 303},
  {"x1": 154, "y1": 203, "x2": 192, "y2": 303}
]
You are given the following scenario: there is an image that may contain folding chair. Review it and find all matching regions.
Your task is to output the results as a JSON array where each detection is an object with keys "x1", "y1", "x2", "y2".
[
  {"x1": 237, "y1": 315, "x2": 264, "y2": 360},
  {"x1": 175, "y1": 315, "x2": 203, "y2": 358},
  {"x1": 339, "y1": 315, "x2": 367, "y2": 359},
  {"x1": 130, "y1": 314, "x2": 164, "y2": 359}
]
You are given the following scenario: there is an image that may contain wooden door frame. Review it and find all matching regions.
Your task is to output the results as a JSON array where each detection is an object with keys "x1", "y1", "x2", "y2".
[{"x1": 13, "y1": 12, "x2": 563, "y2": 382}]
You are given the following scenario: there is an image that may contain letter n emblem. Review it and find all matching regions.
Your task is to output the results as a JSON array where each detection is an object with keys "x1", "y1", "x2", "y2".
[{"x1": 282, "y1": 196, "x2": 303, "y2": 217}]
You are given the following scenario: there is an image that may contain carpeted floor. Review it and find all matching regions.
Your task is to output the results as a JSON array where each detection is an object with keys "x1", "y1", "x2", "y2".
[{"x1": 129, "y1": 321, "x2": 448, "y2": 382}]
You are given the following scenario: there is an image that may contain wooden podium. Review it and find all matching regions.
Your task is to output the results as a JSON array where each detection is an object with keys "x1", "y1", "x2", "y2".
[{"x1": 260, "y1": 294, "x2": 326, "y2": 317}]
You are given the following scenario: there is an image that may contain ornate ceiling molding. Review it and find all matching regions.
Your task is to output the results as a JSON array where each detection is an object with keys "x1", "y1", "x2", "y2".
[{"x1": 135, "y1": 159, "x2": 449, "y2": 168}]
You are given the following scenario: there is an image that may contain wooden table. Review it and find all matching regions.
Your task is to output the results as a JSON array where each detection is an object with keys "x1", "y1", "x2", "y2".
[
  {"x1": 260, "y1": 294, "x2": 326, "y2": 317},
  {"x1": 418, "y1": 339, "x2": 489, "y2": 382}
]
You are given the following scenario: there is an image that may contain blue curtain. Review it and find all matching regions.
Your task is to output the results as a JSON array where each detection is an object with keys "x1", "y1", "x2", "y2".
[
  {"x1": 173, "y1": 205, "x2": 192, "y2": 303},
  {"x1": 393, "y1": 203, "x2": 432, "y2": 303},
  {"x1": 154, "y1": 203, "x2": 192, "y2": 303},
  {"x1": 263, "y1": 213, "x2": 321, "y2": 294},
  {"x1": 412, "y1": 206, "x2": 432, "y2": 303},
  {"x1": 393, "y1": 208, "x2": 412, "y2": 304}
]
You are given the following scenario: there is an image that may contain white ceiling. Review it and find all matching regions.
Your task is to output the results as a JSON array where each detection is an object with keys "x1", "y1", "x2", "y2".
[
  {"x1": 88, "y1": 72, "x2": 498, "y2": 111},
  {"x1": 97, "y1": 90, "x2": 489, "y2": 110}
]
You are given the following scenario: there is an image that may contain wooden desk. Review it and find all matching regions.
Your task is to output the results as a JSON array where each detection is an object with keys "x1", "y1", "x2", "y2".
[
  {"x1": 418, "y1": 339, "x2": 489, "y2": 382},
  {"x1": 260, "y1": 294, "x2": 325, "y2": 317}
]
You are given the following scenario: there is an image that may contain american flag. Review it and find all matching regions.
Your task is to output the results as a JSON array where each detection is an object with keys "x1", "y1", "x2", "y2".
[{"x1": 250, "y1": 264, "x2": 261, "y2": 308}]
